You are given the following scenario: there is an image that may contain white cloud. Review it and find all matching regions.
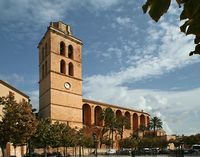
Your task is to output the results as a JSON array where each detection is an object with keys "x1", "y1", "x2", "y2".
[
  {"x1": 83, "y1": 79, "x2": 200, "y2": 135},
  {"x1": 0, "y1": 0, "x2": 121, "y2": 25},
  {"x1": 83, "y1": 3, "x2": 200, "y2": 135},
  {"x1": 85, "y1": 0, "x2": 121, "y2": 10},
  {"x1": 116, "y1": 16, "x2": 131, "y2": 26}
]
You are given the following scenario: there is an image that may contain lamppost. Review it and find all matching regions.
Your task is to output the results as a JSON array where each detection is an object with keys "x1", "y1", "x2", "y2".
[{"x1": 93, "y1": 133, "x2": 98, "y2": 157}]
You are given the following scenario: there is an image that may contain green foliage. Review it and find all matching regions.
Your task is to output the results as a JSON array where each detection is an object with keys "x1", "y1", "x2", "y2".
[
  {"x1": 170, "y1": 134, "x2": 200, "y2": 147},
  {"x1": 60, "y1": 123, "x2": 76, "y2": 147},
  {"x1": 119, "y1": 137, "x2": 138, "y2": 148},
  {"x1": 139, "y1": 124, "x2": 148, "y2": 132},
  {"x1": 100, "y1": 108, "x2": 115, "y2": 147},
  {"x1": 149, "y1": 116, "x2": 162, "y2": 136},
  {"x1": 0, "y1": 95, "x2": 38, "y2": 157},
  {"x1": 139, "y1": 137, "x2": 168, "y2": 148},
  {"x1": 115, "y1": 116, "x2": 130, "y2": 139},
  {"x1": 142, "y1": 0, "x2": 200, "y2": 56},
  {"x1": 101, "y1": 136, "x2": 112, "y2": 148},
  {"x1": 32, "y1": 118, "x2": 52, "y2": 148},
  {"x1": 142, "y1": 0, "x2": 171, "y2": 22}
]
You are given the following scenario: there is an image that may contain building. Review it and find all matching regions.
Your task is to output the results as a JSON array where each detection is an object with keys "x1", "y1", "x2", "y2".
[
  {"x1": 0, "y1": 80, "x2": 29, "y2": 118},
  {"x1": 0, "y1": 80, "x2": 29, "y2": 157},
  {"x1": 0, "y1": 80, "x2": 29, "y2": 102},
  {"x1": 38, "y1": 21, "x2": 150, "y2": 147}
]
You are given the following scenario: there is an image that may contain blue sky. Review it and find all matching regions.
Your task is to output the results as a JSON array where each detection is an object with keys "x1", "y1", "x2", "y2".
[{"x1": 0, "y1": 0, "x2": 200, "y2": 135}]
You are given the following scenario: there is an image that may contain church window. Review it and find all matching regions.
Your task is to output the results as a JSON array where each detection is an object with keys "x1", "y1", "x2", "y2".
[
  {"x1": 68, "y1": 62, "x2": 74, "y2": 76},
  {"x1": 68, "y1": 45, "x2": 73, "y2": 59},
  {"x1": 60, "y1": 41, "x2": 65, "y2": 56},
  {"x1": 60, "y1": 60, "x2": 66, "y2": 74},
  {"x1": 45, "y1": 61, "x2": 47, "y2": 75},
  {"x1": 42, "y1": 47, "x2": 45, "y2": 61},
  {"x1": 42, "y1": 64, "x2": 45, "y2": 78},
  {"x1": 45, "y1": 43, "x2": 48, "y2": 56}
]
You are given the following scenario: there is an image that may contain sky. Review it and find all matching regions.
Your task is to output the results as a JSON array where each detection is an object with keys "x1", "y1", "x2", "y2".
[{"x1": 0, "y1": 0, "x2": 200, "y2": 135}]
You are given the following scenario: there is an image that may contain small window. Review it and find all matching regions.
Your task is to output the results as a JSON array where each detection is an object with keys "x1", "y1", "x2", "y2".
[
  {"x1": 68, "y1": 45, "x2": 73, "y2": 59},
  {"x1": 45, "y1": 43, "x2": 48, "y2": 56},
  {"x1": 42, "y1": 47, "x2": 45, "y2": 61},
  {"x1": 60, "y1": 60, "x2": 66, "y2": 74},
  {"x1": 68, "y1": 62, "x2": 74, "y2": 76},
  {"x1": 45, "y1": 61, "x2": 47, "y2": 75},
  {"x1": 60, "y1": 42, "x2": 65, "y2": 56},
  {"x1": 42, "y1": 64, "x2": 45, "y2": 78}
]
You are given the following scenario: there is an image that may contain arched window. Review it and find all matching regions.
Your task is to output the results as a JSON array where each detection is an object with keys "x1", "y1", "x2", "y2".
[
  {"x1": 94, "y1": 106, "x2": 103, "y2": 126},
  {"x1": 60, "y1": 60, "x2": 66, "y2": 74},
  {"x1": 133, "y1": 113, "x2": 138, "y2": 130},
  {"x1": 82, "y1": 104, "x2": 91, "y2": 126},
  {"x1": 68, "y1": 62, "x2": 74, "y2": 76},
  {"x1": 68, "y1": 45, "x2": 73, "y2": 59},
  {"x1": 140, "y1": 114, "x2": 145, "y2": 126},
  {"x1": 125, "y1": 111, "x2": 131, "y2": 129},
  {"x1": 116, "y1": 110, "x2": 122, "y2": 119},
  {"x1": 60, "y1": 41, "x2": 65, "y2": 56}
]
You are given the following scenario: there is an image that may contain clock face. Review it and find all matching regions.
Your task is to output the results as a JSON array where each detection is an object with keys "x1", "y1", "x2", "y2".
[{"x1": 64, "y1": 82, "x2": 71, "y2": 89}]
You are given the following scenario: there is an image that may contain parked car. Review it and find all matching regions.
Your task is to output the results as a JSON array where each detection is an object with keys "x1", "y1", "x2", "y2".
[
  {"x1": 143, "y1": 148, "x2": 150, "y2": 154},
  {"x1": 192, "y1": 144, "x2": 200, "y2": 152},
  {"x1": 106, "y1": 149, "x2": 117, "y2": 155}
]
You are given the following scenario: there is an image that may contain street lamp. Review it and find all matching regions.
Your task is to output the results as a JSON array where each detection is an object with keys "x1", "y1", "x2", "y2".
[{"x1": 92, "y1": 133, "x2": 98, "y2": 157}]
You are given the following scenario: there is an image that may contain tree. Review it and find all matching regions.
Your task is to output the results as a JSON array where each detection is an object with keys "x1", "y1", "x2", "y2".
[
  {"x1": 139, "y1": 137, "x2": 168, "y2": 149},
  {"x1": 0, "y1": 95, "x2": 38, "y2": 157},
  {"x1": 100, "y1": 108, "x2": 116, "y2": 148},
  {"x1": 32, "y1": 118, "x2": 52, "y2": 157},
  {"x1": 142, "y1": 0, "x2": 200, "y2": 56},
  {"x1": 115, "y1": 116, "x2": 130, "y2": 139},
  {"x1": 59, "y1": 123, "x2": 76, "y2": 157},
  {"x1": 149, "y1": 116, "x2": 163, "y2": 136}
]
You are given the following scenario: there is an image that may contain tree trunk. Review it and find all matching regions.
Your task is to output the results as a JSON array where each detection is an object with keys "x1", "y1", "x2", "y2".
[
  {"x1": 14, "y1": 146, "x2": 16, "y2": 156},
  {"x1": 111, "y1": 129, "x2": 114, "y2": 148},
  {"x1": 63, "y1": 147, "x2": 66, "y2": 157},
  {"x1": 1, "y1": 145, "x2": 7, "y2": 157},
  {"x1": 66, "y1": 147, "x2": 68, "y2": 157},
  {"x1": 79, "y1": 146, "x2": 81, "y2": 157},
  {"x1": 82, "y1": 147, "x2": 84, "y2": 156},
  {"x1": 44, "y1": 146, "x2": 47, "y2": 157},
  {"x1": 121, "y1": 127, "x2": 124, "y2": 139},
  {"x1": 74, "y1": 147, "x2": 77, "y2": 157}
]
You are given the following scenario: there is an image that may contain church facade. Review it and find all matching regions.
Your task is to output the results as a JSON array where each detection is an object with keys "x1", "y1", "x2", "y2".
[{"x1": 38, "y1": 21, "x2": 150, "y2": 144}]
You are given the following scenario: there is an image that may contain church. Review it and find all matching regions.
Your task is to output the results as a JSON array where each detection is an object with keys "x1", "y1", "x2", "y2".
[{"x1": 38, "y1": 21, "x2": 150, "y2": 146}]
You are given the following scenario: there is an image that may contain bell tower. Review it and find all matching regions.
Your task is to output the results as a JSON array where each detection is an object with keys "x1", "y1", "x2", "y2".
[{"x1": 38, "y1": 21, "x2": 83, "y2": 128}]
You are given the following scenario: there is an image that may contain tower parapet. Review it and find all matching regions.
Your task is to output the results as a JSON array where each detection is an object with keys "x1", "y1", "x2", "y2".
[{"x1": 50, "y1": 21, "x2": 72, "y2": 35}]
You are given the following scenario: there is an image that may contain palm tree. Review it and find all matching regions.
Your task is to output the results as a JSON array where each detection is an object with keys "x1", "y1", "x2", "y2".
[
  {"x1": 100, "y1": 108, "x2": 115, "y2": 148},
  {"x1": 115, "y1": 116, "x2": 130, "y2": 139},
  {"x1": 149, "y1": 116, "x2": 163, "y2": 136},
  {"x1": 138, "y1": 124, "x2": 147, "y2": 137}
]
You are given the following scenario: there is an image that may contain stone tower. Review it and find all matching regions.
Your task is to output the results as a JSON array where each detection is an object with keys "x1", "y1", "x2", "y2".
[{"x1": 38, "y1": 21, "x2": 83, "y2": 128}]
